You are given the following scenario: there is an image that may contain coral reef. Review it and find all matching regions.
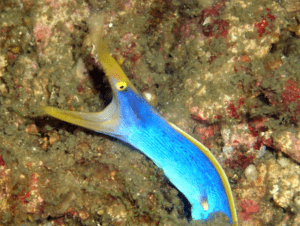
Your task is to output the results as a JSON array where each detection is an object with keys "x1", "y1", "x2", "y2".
[{"x1": 1, "y1": 0, "x2": 300, "y2": 225}]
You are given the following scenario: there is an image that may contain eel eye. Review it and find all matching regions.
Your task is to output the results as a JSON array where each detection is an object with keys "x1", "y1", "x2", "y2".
[{"x1": 116, "y1": 81, "x2": 127, "y2": 91}]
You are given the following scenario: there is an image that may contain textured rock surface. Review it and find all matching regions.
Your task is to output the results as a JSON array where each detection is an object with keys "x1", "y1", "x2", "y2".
[{"x1": 1, "y1": 0, "x2": 300, "y2": 225}]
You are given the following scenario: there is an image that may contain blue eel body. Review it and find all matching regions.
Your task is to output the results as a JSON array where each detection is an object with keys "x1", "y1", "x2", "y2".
[{"x1": 112, "y1": 87, "x2": 233, "y2": 222}]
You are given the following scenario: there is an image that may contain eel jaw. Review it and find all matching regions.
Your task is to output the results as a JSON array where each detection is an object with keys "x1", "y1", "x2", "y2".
[{"x1": 42, "y1": 97, "x2": 121, "y2": 135}]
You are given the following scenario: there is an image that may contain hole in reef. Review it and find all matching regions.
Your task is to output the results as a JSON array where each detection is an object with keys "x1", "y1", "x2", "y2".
[
  {"x1": 166, "y1": 180, "x2": 192, "y2": 220},
  {"x1": 88, "y1": 66, "x2": 112, "y2": 107}
]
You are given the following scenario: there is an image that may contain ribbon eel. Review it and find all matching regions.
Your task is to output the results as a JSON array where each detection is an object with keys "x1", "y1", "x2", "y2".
[{"x1": 42, "y1": 34, "x2": 238, "y2": 225}]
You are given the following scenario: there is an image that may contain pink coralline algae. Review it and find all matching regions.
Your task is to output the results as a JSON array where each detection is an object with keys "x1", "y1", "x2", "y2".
[
  {"x1": 240, "y1": 199, "x2": 260, "y2": 221},
  {"x1": 194, "y1": 124, "x2": 219, "y2": 149},
  {"x1": 0, "y1": 155, "x2": 4, "y2": 166},
  {"x1": 199, "y1": 2, "x2": 230, "y2": 39},
  {"x1": 21, "y1": 173, "x2": 44, "y2": 214},
  {"x1": 281, "y1": 79, "x2": 300, "y2": 123},
  {"x1": 255, "y1": 10, "x2": 277, "y2": 37},
  {"x1": 225, "y1": 98, "x2": 245, "y2": 119},
  {"x1": 282, "y1": 79, "x2": 300, "y2": 104},
  {"x1": 34, "y1": 23, "x2": 52, "y2": 48}
]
